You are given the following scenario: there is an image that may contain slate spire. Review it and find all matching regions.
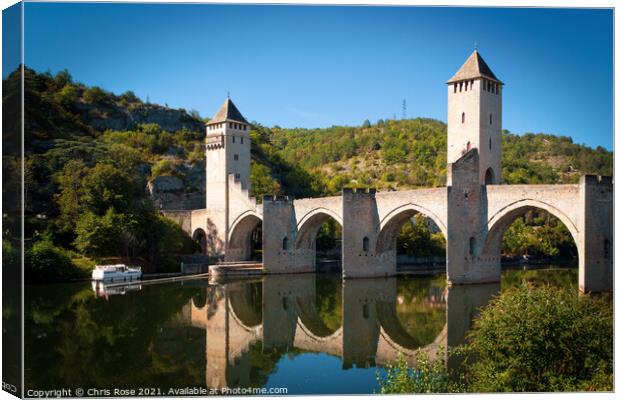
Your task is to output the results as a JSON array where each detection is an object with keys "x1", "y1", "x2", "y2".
[
  {"x1": 207, "y1": 97, "x2": 249, "y2": 125},
  {"x1": 447, "y1": 50, "x2": 502, "y2": 84}
]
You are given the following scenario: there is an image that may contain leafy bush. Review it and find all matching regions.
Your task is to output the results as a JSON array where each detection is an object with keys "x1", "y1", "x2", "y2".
[
  {"x1": 150, "y1": 158, "x2": 176, "y2": 178},
  {"x1": 465, "y1": 284, "x2": 613, "y2": 392},
  {"x1": 378, "y1": 350, "x2": 463, "y2": 394},
  {"x1": 25, "y1": 238, "x2": 87, "y2": 283}
]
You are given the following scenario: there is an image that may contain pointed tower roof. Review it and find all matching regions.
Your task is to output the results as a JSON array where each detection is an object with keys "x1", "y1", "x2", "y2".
[
  {"x1": 207, "y1": 98, "x2": 249, "y2": 125},
  {"x1": 447, "y1": 50, "x2": 502, "y2": 84}
]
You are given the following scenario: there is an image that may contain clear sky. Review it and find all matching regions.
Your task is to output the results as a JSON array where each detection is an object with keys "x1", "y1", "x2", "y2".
[{"x1": 20, "y1": 3, "x2": 613, "y2": 149}]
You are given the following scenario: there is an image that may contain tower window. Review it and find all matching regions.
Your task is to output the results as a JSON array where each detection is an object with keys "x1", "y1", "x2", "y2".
[
  {"x1": 459, "y1": 82, "x2": 463, "y2": 92},
  {"x1": 485, "y1": 167, "x2": 495, "y2": 185},
  {"x1": 241, "y1": 137, "x2": 244, "y2": 144},
  {"x1": 490, "y1": 114, "x2": 493, "y2": 125},
  {"x1": 232, "y1": 136, "x2": 236, "y2": 143},
  {"x1": 461, "y1": 112, "x2": 465, "y2": 124},
  {"x1": 469, "y1": 237, "x2": 475, "y2": 256},
  {"x1": 483, "y1": 80, "x2": 486, "y2": 91},
  {"x1": 453, "y1": 83, "x2": 457, "y2": 93},
  {"x1": 235, "y1": 173, "x2": 241, "y2": 180},
  {"x1": 362, "y1": 236, "x2": 370, "y2": 252},
  {"x1": 489, "y1": 138, "x2": 492, "y2": 150},
  {"x1": 465, "y1": 81, "x2": 468, "y2": 91},
  {"x1": 282, "y1": 237, "x2": 288, "y2": 251},
  {"x1": 234, "y1": 154, "x2": 239, "y2": 161}
]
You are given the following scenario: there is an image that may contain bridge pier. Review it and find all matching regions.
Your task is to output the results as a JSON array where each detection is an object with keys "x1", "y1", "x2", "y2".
[
  {"x1": 262, "y1": 196, "x2": 315, "y2": 274},
  {"x1": 342, "y1": 188, "x2": 395, "y2": 278},
  {"x1": 341, "y1": 278, "x2": 390, "y2": 368},
  {"x1": 261, "y1": 275, "x2": 301, "y2": 351},
  {"x1": 579, "y1": 175, "x2": 613, "y2": 293}
]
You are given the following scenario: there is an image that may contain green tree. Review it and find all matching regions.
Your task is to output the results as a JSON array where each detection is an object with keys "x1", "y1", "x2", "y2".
[
  {"x1": 397, "y1": 215, "x2": 446, "y2": 257},
  {"x1": 250, "y1": 162, "x2": 282, "y2": 199},
  {"x1": 81, "y1": 163, "x2": 139, "y2": 215},
  {"x1": 55, "y1": 84, "x2": 79, "y2": 106},
  {"x1": 73, "y1": 209, "x2": 134, "y2": 258},
  {"x1": 120, "y1": 90, "x2": 140, "y2": 103},
  {"x1": 53, "y1": 69, "x2": 72, "y2": 88},
  {"x1": 83, "y1": 86, "x2": 108, "y2": 104},
  {"x1": 54, "y1": 159, "x2": 89, "y2": 233}
]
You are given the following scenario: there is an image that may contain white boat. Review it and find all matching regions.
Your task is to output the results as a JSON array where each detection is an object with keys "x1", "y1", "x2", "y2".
[{"x1": 91, "y1": 264, "x2": 142, "y2": 282}]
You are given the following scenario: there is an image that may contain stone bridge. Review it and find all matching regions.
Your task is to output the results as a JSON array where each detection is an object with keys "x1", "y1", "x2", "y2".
[
  {"x1": 176, "y1": 275, "x2": 498, "y2": 389},
  {"x1": 163, "y1": 51, "x2": 612, "y2": 293},
  {"x1": 197, "y1": 149, "x2": 610, "y2": 292}
]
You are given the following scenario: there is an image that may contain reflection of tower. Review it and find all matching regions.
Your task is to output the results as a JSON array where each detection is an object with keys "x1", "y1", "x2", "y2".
[
  {"x1": 187, "y1": 285, "x2": 256, "y2": 389},
  {"x1": 446, "y1": 283, "x2": 499, "y2": 372},
  {"x1": 447, "y1": 50, "x2": 503, "y2": 184}
]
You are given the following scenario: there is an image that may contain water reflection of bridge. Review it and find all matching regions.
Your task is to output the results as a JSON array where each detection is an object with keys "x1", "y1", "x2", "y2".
[{"x1": 175, "y1": 275, "x2": 498, "y2": 389}]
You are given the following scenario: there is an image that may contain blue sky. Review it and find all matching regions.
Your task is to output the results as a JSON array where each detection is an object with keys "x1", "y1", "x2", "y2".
[{"x1": 19, "y1": 3, "x2": 614, "y2": 149}]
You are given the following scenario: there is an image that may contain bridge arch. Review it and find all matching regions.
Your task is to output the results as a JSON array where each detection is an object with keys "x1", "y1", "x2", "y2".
[
  {"x1": 376, "y1": 203, "x2": 448, "y2": 255},
  {"x1": 483, "y1": 198, "x2": 580, "y2": 260},
  {"x1": 228, "y1": 211, "x2": 263, "y2": 261},
  {"x1": 295, "y1": 208, "x2": 343, "y2": 261}
]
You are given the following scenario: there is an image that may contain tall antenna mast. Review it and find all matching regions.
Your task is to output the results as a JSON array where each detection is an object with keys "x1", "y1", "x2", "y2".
[{"x1": 402, "y1": 99, "x2": 407, "y2": 120}]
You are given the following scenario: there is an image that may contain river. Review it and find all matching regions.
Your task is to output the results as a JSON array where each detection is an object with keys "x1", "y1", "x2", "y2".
[{"x1": 24, "y1": 265, "x2": 578, "y2": 395}]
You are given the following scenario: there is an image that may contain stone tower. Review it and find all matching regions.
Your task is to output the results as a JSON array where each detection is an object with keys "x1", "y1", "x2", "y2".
[
  {"x1": 447, "y1": 50, "x2": 503, "y2": 184},
  {"x1": 204, "y1": 97, "x2": 251, "y2": 252}
]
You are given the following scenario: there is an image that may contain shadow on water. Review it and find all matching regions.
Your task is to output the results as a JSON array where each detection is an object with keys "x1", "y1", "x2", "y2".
[{"x1": 24, "y1": 266, "x2": 578, "y2": 394}]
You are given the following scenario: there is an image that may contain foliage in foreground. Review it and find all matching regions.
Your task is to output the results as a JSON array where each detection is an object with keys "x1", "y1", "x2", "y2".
[
  {"x1": 25, "y1": 236, "x2": 90, "y2": 283},
  {"x1": 378, "y1": 350, "x2": 463, "y2": 394},
  {"x1": 378, "y1": 284, "x2": 613, "y2": 393},
  {"x1": 465, "y1": 284, "x2": 613, "y2": 392}
]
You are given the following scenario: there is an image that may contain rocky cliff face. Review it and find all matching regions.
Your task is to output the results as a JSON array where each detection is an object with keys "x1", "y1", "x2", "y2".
[
  {"x1": 147, "y1": 161, "x2": 206, "y2": 210},
  {"x1": 75, "y1": 101, "x2": 204, "y2": 133}
]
